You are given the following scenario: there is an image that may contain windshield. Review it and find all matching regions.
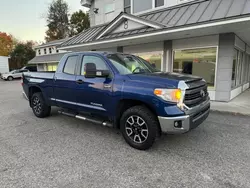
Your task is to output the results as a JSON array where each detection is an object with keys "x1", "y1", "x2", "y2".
[
  {"x1": 107, "y1": 54, "x2": 159, "y2": 75},
  {"x1": 10, "y1": 70, "x2": 16, "y2": 74}
]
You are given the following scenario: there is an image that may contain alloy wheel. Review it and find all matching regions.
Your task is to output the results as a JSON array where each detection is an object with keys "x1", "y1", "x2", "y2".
[
  {"x1": 32, "y1": 96, "x2": 42, "y2": 114},
  {"x1": 125, "y1": 115, "x2": 149, "y2": 144}
]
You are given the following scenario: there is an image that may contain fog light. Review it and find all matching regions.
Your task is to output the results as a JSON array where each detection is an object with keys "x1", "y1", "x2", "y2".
[{"x1": 174, "y1": 121, "x2": 182, "y2": 128}]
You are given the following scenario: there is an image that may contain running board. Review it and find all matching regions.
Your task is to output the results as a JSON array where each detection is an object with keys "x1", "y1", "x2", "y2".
[{"x1": 58, "y1": 110, "x2": 113, "y2": 128}]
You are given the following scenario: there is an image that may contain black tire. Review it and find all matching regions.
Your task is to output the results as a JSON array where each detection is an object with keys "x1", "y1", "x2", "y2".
[
  {"x1": 31, "y1": 92, "x2": 51, "y2": 118},
  {"x1": 7, "y1": 76, "x2": 13, "y2": 81},
  {"x1": 120, "y1": 105, "x2": 159, "y2": 150}
]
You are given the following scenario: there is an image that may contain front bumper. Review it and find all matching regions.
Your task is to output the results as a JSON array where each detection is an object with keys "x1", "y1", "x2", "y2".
[{"x1": 158, "y1": 98, "x2": 210, "y2": 134}]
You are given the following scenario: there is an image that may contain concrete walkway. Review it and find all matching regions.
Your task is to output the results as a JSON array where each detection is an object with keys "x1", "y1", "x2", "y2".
[{"x1": 211, "y1": 89, "x2": 250, "y2": 115}]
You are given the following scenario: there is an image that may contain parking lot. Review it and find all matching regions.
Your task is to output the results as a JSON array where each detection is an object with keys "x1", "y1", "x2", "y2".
[{"x1": 0, "y1": 80, "x2": 250, "y2": 188}]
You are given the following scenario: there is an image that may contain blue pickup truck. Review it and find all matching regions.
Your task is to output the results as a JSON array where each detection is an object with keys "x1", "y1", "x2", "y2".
[{"x1": 22, "y1": 52, "x2": 210, "y2": 150}]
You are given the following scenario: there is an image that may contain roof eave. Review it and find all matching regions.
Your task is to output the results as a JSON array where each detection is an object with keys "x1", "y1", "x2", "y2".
[{"x1": 58, "y1": 15, "x2": 250, "y2": 50}]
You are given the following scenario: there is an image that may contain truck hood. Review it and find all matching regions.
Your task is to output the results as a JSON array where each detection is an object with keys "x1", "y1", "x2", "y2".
[{"x1": 127, "y1": 72, "x2": 202, "y2": 88}]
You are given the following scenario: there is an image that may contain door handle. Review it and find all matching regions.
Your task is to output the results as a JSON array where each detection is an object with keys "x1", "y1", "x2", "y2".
[
  {"x1": 104, "y1": 84, "x2": 111, "y2": 88},
  {"x1": 76, "y1": 79, "x2": 84, "y2": 84}
]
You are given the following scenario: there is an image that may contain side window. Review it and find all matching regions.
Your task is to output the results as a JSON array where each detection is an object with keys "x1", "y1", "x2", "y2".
[
  {"x1": 63, "y1": 56, "x2": 78, "y2": 75},
  {"x1": 20, "y1": 70, "x2": 28, "y2": 73},
  {"x1": 81, "y1": 55, "x2": 108, "y2": 76}
]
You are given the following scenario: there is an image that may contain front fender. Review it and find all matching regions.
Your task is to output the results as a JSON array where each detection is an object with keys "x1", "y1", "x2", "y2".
[{"x1": 122, "y1": 80, "x2": 185, "y2": 117}]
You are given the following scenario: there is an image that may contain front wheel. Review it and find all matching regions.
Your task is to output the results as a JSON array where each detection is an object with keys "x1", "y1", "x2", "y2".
[
  {"x1": 7, "y1": 76, "x2": 13, "y2": 81},
  {"x1": 31, "y1": 92, "x2": 51, "y2": 118},
  {"x1": 120, "y1": 106, "x2": 159, "y2": 150}
]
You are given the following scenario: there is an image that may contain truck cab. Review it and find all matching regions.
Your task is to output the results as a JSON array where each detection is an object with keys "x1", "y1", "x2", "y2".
[{"x1": 22, "y1": 52, "x2": 210, "y2": 150}]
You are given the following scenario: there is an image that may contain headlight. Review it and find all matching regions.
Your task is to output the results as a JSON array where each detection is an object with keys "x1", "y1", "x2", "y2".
[{"x1": 154, "y1": 88, "x2": 182, "y2": 103}]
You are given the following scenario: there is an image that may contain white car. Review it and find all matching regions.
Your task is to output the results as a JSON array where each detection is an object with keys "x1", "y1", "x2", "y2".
[{"x1": 1, "y1": 69, "x2": 29, "y2": 81}]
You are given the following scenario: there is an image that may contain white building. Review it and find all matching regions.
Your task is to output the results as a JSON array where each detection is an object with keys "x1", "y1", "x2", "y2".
[
  {"x1": 0, "y1": 56, "x2": 9, "y2": 73},
  {"x1": 30, "y1": 0, "x2": 250, "y2": 102},
  {"x1": 28, "y1": 39, "x2": 69, "y2": 71}
]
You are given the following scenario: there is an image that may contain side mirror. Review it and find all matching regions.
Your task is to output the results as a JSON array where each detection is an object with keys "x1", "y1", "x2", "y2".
[
  {"x1": 85, "y1": 63, "x2": 97, "y2": 78},
  {"x1": 151, "y1": 63, "x2": 156, "y2": 68},
  {"x1": 84, "y1": 63, "x2": 110, "y2": 78}
]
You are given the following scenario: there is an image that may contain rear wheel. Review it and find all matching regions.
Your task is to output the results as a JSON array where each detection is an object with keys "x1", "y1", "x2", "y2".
[
  {"x1": 31, "y1": 92, "x2": 51, "y2": 118},
  {"x1": 7, "y1": 76, "x2": 13, "y2": 81},
  {"x1": 120, "y1": 105, "x2": 159, "y2": 150}
]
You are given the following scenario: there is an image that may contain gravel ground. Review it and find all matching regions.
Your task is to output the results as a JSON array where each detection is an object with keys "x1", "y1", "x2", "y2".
[{"x1": 0, "y1": 80, "x2": 250, "y2": 188}]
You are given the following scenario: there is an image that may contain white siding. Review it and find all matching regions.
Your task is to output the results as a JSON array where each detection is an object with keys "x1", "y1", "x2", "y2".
[
  {"x1": 96, "y1": 47, "x2": 118, "y2": 52},
  {"x1": 208, "y1": 91, "x2": 215, "y2": 101},
  {"x1": 235, "y1": 36, "x2": 245, "y2": 51},
  {"x1": 230, "y1": 86, "x2": 243, "y2": 100},
  {"x1": 173, "y1": 35, "x2": 219, "y2": 50},
  {"x1": 88, "y1": 0, "x2": 199, "y2": 26},
  {"x1": 111, "y1": 20, "x2": 145, "y2": 34},
  {"x1": 36, "y1": 46, "x2": 67, "y2": 56},
  {"x1": 89, "y1": 0, "x2": 124, "y2": 26},
  {"x1": 243, "y1": 83, "x2": 249, "y2": 91},
  {"x1": 124, "y1": 41, "x2": 163, "y2": 53},
  {"x1": 0, "y1": 56, "x2": 9, "y2": 73},
  {"x1": 246, "y1": 45, "x2": 250, "y2": 54}
]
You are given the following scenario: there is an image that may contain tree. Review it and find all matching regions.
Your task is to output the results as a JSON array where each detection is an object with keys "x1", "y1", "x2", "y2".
[
  {"x1": 10, "y1": 41, "x2": 36, "y2": 68},
  {"x1": 69, "y1": 10, "x2": 90, "y2": 36},
  {"x1": 0, "y1": 32, "x2": 13, "y2": 56},
  {"x1": 45, "y1": 0, "x2": 70, "y2": 42}
]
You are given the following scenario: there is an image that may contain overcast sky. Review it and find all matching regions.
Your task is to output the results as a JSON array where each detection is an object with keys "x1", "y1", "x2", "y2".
[{"x1": 0, "y1": 0, "x2": 87, "y2": 42}]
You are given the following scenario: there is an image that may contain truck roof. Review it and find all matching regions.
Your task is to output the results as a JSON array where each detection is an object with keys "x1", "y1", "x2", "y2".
[{"x1": 64, "y1": 51, "x2": 127, "y2": 57}]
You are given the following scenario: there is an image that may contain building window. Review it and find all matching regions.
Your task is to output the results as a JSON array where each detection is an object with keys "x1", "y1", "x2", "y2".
[
  {"x1": 248, "y1": 54, "x2": 250, "y2": 82},
  {"x1": 105, "y1": 3, "x2": 115, "y2": 13},
  {"x1": 173, "y1": 47, "x2": 217, "y2": 88},
  {"x1": 243, "y1": 53, "x2": 249, "y2": 84},
  {"x1": 133, "y1": 0, "x2": 152, "y2": 13},
  {"x1": 47, "y1": 63, "x2": 58, "y2": 72},
  {"x1": 155, "y1": 0, "x2": 164, "y2": 7},
  {"x1": 135, "y1": 51, "x2": 162, "y2": 70},
  {"x1": 38, "y1": 49, "x2": 41, "y2": 55},
  {"x1": 49, "y1": 48, "x2": 52, "y2": 54},
  {"x1": 44, "y1": 48, "x2": 47, "y2": 55},
  {"x1": 232, "y1": 49, "x2": 244, "y2": 88},
  {"x1": 124, "y1": 0, "x2": 131, "y2": 13}
]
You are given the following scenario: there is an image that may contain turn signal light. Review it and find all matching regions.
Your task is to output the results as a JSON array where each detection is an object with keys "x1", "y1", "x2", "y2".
[
  {"x1": 154, "y1": 88, "x2": 182, "y2": 103},
  {"x1": 154, "y1": 89, "x2": 162, "y2": 95}
]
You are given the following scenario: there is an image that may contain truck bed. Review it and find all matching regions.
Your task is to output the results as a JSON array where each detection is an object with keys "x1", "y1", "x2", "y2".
[{"x1": 23, "y1": 71, "x2": 55, "y2": 80}]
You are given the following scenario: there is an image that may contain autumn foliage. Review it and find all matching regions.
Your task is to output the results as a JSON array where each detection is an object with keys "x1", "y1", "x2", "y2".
[{"x1": 0, "y1": 32, "x2": 13, "y2": 56}]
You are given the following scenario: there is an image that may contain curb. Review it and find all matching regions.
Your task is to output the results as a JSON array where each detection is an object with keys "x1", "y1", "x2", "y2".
[{"x1": 210, "y1": 109, "x2": 250, "y2": 117}]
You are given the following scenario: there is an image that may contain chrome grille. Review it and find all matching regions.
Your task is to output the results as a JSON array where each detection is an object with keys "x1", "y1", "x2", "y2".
[{"x1": 184, "y1": 80, "x2": 208, "y2": 108}]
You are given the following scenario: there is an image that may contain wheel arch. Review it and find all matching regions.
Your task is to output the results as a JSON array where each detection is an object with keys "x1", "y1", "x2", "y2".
[
  {"x1": 7, "y1": 75, "x2": 14, "y2": 80},
  {"x1": 115, "y1": 99, "x2": 159, "y2": 130},
  {"x1": 28, "y1": 86, "x2": 43, "y2": 106}
]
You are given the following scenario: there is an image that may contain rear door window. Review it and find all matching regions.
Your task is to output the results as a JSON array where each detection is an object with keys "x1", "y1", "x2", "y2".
[{"x1": 63, "y1": 56, "x2": 78, "y2": 75}]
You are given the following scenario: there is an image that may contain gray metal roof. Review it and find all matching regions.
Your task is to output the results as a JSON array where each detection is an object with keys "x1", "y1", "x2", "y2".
[
  {"x1": 60, "y1": 0, "x2": 250, "y2": 47},
  {"x1": 35, "y1": 38, "x2": 69, "y2": 49},
  {"x1": 140, "y1": 0, "x2": 250, "y2": 28},
  {"x1": 28, "y1": 53, "x2": 68, "y2": 64},
  {"x1": 60, "y1": 24, "x2": 107, "y2": 47}
]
